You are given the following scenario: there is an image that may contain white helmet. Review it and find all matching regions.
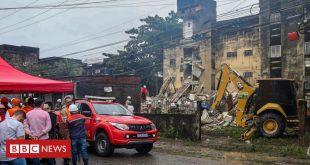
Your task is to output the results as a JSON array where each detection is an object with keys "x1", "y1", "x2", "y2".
[
  {"x1": 69, "y1": 104, "x2": 78, "y2": 112},
  {"x1": 127, "y1": 96, "x2": 131, "y2": 99}
]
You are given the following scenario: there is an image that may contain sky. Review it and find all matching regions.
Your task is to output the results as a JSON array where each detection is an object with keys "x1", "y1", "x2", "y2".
[{"x1": 0, "y1": 0, "x2": 258, "y2": 62}]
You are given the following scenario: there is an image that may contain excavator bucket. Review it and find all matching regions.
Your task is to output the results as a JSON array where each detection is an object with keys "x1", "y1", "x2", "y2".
[
  {"x1": 240, "y1": 127, "x2": 257, "y2": 140},
  {"x1": 240, "y1": 116, "x2": 258, "y2": 140}
]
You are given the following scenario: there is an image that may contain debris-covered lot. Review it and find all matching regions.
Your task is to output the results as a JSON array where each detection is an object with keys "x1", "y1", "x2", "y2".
[
  {"x1": 202, "y1": 127, "x2": 310, "y2": 164},
  {"x1": 155, "y1": 131, "x2": 310, "y2": 165}
]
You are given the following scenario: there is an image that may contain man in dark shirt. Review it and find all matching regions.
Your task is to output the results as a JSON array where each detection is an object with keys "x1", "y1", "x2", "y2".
[
  {"x1": 44, "y1": 102, "x2": 57, "y2": 139},
  {"x1": 67, "y1": 104, "x2": 88, "y2": 165}
]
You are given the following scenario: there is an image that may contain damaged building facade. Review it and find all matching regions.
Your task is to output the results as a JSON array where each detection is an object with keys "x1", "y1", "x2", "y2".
[
  {"x1": 163, "y1": 0, "x2": 310, "y2": 97},
  {"x1": 163, "y1": 0, "x2": 216, "y2": 94}
]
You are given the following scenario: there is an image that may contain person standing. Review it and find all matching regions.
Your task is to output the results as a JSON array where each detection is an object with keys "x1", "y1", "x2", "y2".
[
  {"x1": 24, "y1": 99, "x2": 53, "y2": 165},
  {"x1": 22, "y1": 97, "x2": 34, "y2": 114},
  {"x1": 59, "y1": 96, "x2": 73, "y2": 165},
  {"x1": 55, "y1": 99, "x2": 62, "y2": 111},
  {"x1": 125, "y1": 96, "x2": 132, "y2": 107},
  {"x1": 0, "y1": 110, "x2": 27, "y2": 165},
  {"x1": 43, "y1": 102, "x2": 57, "y2": 139},
  {"x1": 5, "y1": 98, "x2": 21, "y2": 119},
  {"x1": 140, "y1": 85, "x2": 149, "y2": 101},
  {"x1": 68, "y1": 104, "x2": 88, "y2": 165},
  {"x1": 42, "y1": 102, "x2": 57, "y2": 165}
]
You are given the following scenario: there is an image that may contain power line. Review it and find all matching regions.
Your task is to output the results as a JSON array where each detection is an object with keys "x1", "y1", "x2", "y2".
[
  {"x1": 41, "y1": 5, "x2": 172, "y2": 53},
  {"x1": 42, "y1": 3, "x2": 254, "y2": 55},
  {"x1": 43, "y1": 3, "x2": 260, "y2": 58},
  {"x1": 58, "y1": 39, "x2": 130, "y2": 57},
  {"x1": 0, "y1": 0, "x2": 171, "y2": 10},
  {"x1": 32, "y1": 1, "x2": 309, "y2": 76},
  {"x1": 28, "y1": 4, "x2": 175, "y2": 10},
  {"x1": 38, "y1": 1, "x2": 254, "y2": 56},
  {"x1": 230, "y1": 0, "x2": 248, "y2": 11},
  {"x1": 0, "y1": 0, "x2": 94, "y2": 35},
  {"x1": 0, "y1": 0, "x2": 72, "y2": 32},
  {"x1": 10, "y1": 0, "x2": 306, "y2": 62},
  {"x1": 0, "y1": 0, "x2": 40, "y2": 21}
]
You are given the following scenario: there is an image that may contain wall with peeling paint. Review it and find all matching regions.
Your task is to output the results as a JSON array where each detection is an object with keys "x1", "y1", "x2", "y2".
[{"x1": 214, "y1": 17, "x2": 261, "y2": 86}]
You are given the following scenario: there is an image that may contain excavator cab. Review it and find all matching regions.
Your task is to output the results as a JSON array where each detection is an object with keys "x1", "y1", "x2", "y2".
[{"x1": 254, "y1": 79, "x2": 298, "y2": 138}]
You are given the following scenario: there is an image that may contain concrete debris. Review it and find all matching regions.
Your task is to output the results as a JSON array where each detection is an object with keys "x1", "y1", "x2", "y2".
[
  {"x1": 201, "y1": 110, "x2": 214, "y2": 124},
  {"x1": 170, "y1": 83, "x2": 191, "y2": 102},
  {"x1": 192, "y1": 63, "x2": 204, "y2": 78},
  {"x1": 158, "y1": 76, "x2": 175, "y2": 97},
  {"x1": 201, "y1": 103, "x2": 237, "y2": 128}
]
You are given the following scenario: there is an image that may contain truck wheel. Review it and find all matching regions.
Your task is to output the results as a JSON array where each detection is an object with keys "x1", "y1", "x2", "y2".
[
  {"x1": 94, "y1": 133, "x2": 114, "y2": 157},
  {"x1": 136, "y1": 144, "x2": 153, "y2": 154},
  {"x1": 258, "y1": 112, "x2": 285, "y2": 138}
]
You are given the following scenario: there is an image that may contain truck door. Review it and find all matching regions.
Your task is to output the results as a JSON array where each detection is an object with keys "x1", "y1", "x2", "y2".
[{"x1": 79, "y1": 103, "x2": 93, "y2": 140}]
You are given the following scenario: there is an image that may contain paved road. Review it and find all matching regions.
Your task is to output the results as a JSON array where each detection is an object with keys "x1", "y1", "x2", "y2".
[{"x1": 56, "y1": 148, "x2": 230, "y2": 165}]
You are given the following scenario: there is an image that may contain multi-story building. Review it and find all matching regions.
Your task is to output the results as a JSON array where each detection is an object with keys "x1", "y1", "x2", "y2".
[
  {"x1": 259, "y1": 0, "x2": 310, "y2": 97},
  {"x1": 163, "y1": 0, "x2": 310, "y2": 97},
  {"x1": 214, "y1": 15, "x2": 260, "y2": 85},
  {"x1": 163, "y1": 0, "x2": 216, "y2": 93}
]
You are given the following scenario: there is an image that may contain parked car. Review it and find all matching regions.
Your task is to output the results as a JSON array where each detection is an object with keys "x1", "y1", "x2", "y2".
[{"x1": 58, "y1": 98, "x2": 158, "y2": 156}]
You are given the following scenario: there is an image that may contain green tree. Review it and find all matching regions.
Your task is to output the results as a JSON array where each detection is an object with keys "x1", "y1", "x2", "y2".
[{"x1": 108, "y1": 11, "x2": 182, "y2": 95}]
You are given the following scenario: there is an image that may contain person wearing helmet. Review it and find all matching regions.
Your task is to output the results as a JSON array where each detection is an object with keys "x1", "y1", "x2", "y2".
[
  {"x1": 5, "y1": 98, "x2": 21, "y2": 119},
  {"x1": 125, "y1": 96, "x2": 132, "y2": 107},
  {"x1": 54, "y1": 99, "x2": 62, "y2": 111},
  {"x1": 67, "y1": 104, "x2": 88, "y2": 165},
  {"x1": 55, "y1": 99, "x2": 62, "y2": 111}
]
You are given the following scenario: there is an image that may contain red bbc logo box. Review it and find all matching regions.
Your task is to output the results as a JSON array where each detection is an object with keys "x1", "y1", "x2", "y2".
[{"x1": 6, "y1": 140, "x2": 71, "y2": 158}]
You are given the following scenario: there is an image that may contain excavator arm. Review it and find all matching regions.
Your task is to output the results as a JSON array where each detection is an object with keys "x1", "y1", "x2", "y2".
[{"x1": 211, "y1": 64, "x2": 257, "y2": 139}]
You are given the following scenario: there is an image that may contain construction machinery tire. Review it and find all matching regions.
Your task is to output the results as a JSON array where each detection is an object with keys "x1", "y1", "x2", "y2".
[{"x1": 257, "y1": 112, "x2": 285, "y2": 138}]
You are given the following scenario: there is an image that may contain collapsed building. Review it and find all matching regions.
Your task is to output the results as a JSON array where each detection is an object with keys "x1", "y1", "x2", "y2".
[{"x1": 161, "y1": 0, "x2": 310, "y2": 101}]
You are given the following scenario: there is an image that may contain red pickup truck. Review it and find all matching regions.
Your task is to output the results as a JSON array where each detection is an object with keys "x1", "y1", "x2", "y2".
[{"x1": 58, "y1": 99, "x2": 158, "y2": 156}]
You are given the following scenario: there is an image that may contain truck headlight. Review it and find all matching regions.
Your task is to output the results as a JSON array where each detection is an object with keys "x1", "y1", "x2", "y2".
[
  {"x1": 151, "y1": 123, "x2": 157, "y2": 130},
  {"x1": 109, "y1": 122, "x2": 129, "y2": 131}
]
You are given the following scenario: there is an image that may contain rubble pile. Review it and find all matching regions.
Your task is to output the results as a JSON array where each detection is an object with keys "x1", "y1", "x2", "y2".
[
  {"x1": 201, "y1": 92, "x2": 238, "y2": 130},
  {"x1": 142, "y1": 77, "x2": 212, "y2": 114}
]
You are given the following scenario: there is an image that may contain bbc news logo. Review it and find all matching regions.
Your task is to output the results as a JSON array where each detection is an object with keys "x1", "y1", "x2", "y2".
[{"x1": 6, "y1": 140, "x2": 71, "y2": 158}]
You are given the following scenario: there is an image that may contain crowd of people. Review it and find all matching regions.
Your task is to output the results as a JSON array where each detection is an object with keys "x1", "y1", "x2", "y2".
[{"x1": 0, "y1": 96, "x2": 88, "y2": 165}]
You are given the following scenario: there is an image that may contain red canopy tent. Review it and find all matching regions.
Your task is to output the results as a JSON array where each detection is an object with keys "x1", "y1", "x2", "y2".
[{"x1": 0, "y1": 57, "x2": 74, "y2": 93}]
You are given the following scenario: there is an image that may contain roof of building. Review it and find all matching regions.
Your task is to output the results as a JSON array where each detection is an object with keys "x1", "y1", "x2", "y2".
[
  {"x1": 39, "y1": 57, "x2": 82, "y2": 63},
  {"x1": 0, "y1": 44, "x2": 39, "y2": 53},
  {"x1": 215, "y1": 14, "x2": 259, "y2": 31}
]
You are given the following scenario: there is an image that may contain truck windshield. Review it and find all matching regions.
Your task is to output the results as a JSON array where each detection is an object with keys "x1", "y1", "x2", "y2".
[{"x1": 92, "y1": 104, "x2": 132, "y2": 116}]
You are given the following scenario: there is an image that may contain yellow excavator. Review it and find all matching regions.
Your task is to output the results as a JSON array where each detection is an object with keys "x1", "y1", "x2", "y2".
[{"x1": 211, "y1": 64, "x2": 301, "y2": 140}]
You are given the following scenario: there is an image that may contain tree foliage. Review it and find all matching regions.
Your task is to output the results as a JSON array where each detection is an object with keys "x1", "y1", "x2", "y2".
[{"x1": 106, "y1": 11, "x2": 182, "y2": 95}]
